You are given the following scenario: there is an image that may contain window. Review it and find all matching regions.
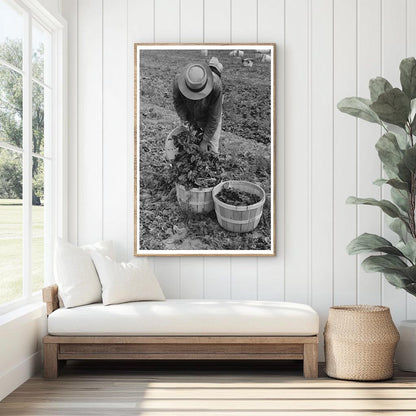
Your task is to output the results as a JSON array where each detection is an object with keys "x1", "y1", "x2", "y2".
[{"x1": 0, "y1": 0, "x2": 66, "y2": 312}]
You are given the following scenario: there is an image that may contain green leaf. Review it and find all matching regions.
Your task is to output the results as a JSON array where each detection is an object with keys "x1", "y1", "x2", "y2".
[
  {"x1": 362, "y1": 254, "x2": 408, "y2": 272},
  {"x1": 373, "y1": 178, "x2": 388, "y2": 186},
  {"x1": 394, "y1": 130, "x2": 410, "y2": 150},
  {"x1": 389, "y1": 217, "x2": 409, "y2": 241},
  {"x1": 337, "y1": 97, "x2": 382, "y2": 125},
  {"x1": 346, "y1": 196, "x2": 406, "y2": 219},
  {"x1": 397, "y1": 240, "x2": 416, "y2": 263},
  {"x1": 375, "y1": 132, "x2": 404, "y2": 173},
  {"x1": 383, "y1": 272, "x2": 412, "y2": 288},
  {"x1": 403, "y1": 146, "x2": 416, "y2": 172},
  {"x1": 369, "y1": 77, "x2": 393, "y2": 102},
  {"x1": 391, "y1": 187, "x2": 409, "y2": 213},
  {"x1": 386, "y1": 178, "x2": 410, "y2": 191},
  {"x1": 370, "y1": 88, "x2": 410, "y2": 128},
  {"x1": 400, "y1": 57, "x2": 416, "y2": 100},
  {"x1": 347, "y1": 233, "x2": 403, "y2": 256},
  {"x1": 398, "y1": 161, "x2": 412, "y2": 185}
]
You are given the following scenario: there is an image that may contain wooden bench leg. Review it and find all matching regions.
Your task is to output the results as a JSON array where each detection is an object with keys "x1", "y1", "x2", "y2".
[
  {"x1": 44, "y1": 343, "x2": 59, "y2": 379},
  {"x1": 303, "y1": 343, "x2": 318, "y2": 379}
]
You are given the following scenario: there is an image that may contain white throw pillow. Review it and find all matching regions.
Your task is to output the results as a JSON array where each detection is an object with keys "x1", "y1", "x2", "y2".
[
  {"x1": 90, "y1": 252, "x2": 165, "y2": 306},
  {"x1": 55, "y1": 239, "x2": 114, "y2": 308}
]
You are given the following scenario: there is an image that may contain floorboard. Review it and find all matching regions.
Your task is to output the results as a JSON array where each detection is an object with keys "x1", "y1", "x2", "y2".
[{"x1": 1, "y1": 361, "x2": 416, "y2": 415}]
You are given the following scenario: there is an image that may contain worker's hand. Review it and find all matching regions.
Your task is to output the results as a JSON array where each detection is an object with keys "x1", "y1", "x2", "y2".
[{"x1": 199, "y1": 141, "x2": 210, "y2": 153}]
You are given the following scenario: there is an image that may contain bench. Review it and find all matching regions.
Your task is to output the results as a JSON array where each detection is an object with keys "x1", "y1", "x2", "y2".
[{"x1": 43, "y1": 285, "x2": 319, "y2": 379}]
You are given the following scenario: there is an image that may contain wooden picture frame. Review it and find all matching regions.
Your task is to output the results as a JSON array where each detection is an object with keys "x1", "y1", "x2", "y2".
[{"x1": 134, "y1": 44, "x2": 276, "y2": 256}]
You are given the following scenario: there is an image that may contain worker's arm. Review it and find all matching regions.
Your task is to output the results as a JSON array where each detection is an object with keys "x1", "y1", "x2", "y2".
[
  {"x1": 173, "y1": 76, "x2": 189, "y2": 121},
  {"x1": 201, "y1": 83, "x2": 222, "y2": 144}
]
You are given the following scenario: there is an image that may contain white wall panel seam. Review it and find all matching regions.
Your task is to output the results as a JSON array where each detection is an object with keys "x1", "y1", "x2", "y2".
[
  {"x1": 125, "y1": 0, "x2": 129, "y2": 259},
  {"x1": 76, "y1": 0, "x2": 79, "y2": 245},
  {"x1": 380, "y1": 0, "x2": 384, "y2": 306},
  {"x1": 307, "y1": 0, "x2": 312, "y2": 306},
  {"x1": 356, "y1": 0, "x2": 359, "y2": 305},
  {"x1": 331, "y1": 0, "x2": 335, "y2": 307},
  {"x1": 101, "y1": 0, "x2": 104, "y2": 242},
  {"x1": 283, "y1": 0, "x2": 286, "y2": 301}
]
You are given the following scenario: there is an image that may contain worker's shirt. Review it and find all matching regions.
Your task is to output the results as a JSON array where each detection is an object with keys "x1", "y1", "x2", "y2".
[{"x1": 173, "y1": 72, "x2": 223, "y2": 143}]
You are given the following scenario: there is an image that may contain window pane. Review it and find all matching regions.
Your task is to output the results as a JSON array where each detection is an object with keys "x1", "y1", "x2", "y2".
[
  {"x1": 32, "y1": 20, "x2": 51, "y2": 85},
  {"x1": 32, "y1": 81, "x2": 45, "y2": 155},
  {"x1": 0, "y1": 147, "x2": 23, "y2": 305},
  {"x1": 0, "y1": 0, "x2": 24, "y2": 69},
  {"x1": 0, "y1": 65, "x2": 23, "y2": 148},
  {"x1": 32, "y1": 156, "x2": 43, "y2": 293}
]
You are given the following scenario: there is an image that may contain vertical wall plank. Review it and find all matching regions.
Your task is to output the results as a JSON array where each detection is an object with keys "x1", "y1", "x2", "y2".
[
  {"x1": 204, "y1": 258, "x2": 231, "y2": 298},
  {"x1": 77, "y1": 0, "x2": 103, "y2": 245},
  {"x1": 257, "y1": 0, "x2": 285, "y2": 301},
  {"x1": 152, "y1": 0, "x2": 181, "y2": 297},
  {"x1": 178, "y1": 0, "x2": 205, "y2": 298},
  {"x1": 356, "y1": 0, "x2": 382, "y2": 305},
  {"x1": 230, "y1": 0, "x2": 257, "y2": 42},
  {"x1": 333, "y1": 0, "x2": 357, "y2": 305},
  {"x1": 127, "y1": 0, "x2": 154, "y2": 261},
  {"x1": 203, "y1": 0, "x2": 232, "y2": 298},
  {"x1": 180, "y1": 0, "x2": 203, "y2": 43},
  {"x1": 284, "y1": 0, "x2": 309, "y2": 304},
  {"x1": 231, "y1": 258, "x2": 258, "y2": 299},
  {"x1": 180, "y1": 258, "x2": 204, "y2": 298},
  {"x1": 229, "y1": 0, "x2": 258, "y2": 300},
  {"x1": 407, "y1": 0, "x2": 416, "y2": 319},
  {"x1": 155, "y1": 0, "x2": 180, "y2": 42},
  {"x1": 61, "y1": 0, "x2": 77, "y2": 245},
  {"x1": 310, "y1": 0, "x2": 333, "y2": 359},
  {"x1": 103, "y1": 0, "x2": 128, "y2": 260},
  {"x1": 204, "y1": 0, "x2": 231, "y2": 42},
  {"x1": 381, "y1": 0, "x2": 407, "y2": 323}
]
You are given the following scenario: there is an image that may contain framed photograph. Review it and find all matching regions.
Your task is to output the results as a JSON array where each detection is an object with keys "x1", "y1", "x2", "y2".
[{"x1": 134, "y1": 44, "x2": 276, "y2": 256}]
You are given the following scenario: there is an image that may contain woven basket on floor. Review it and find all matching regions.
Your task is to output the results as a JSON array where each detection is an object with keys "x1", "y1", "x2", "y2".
[{"x1": 324, "y1": 305, "x2": 399, "y2": 381}]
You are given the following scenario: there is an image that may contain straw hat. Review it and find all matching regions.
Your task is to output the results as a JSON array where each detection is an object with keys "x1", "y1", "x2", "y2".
[{"x1": 177, "y1": 62, "x2": 213, "y2": 100}]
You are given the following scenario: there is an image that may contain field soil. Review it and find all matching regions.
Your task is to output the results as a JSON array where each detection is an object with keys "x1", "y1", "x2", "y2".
[{"x1": 138, "y1": 49, "x2": 273, "y2": 251}]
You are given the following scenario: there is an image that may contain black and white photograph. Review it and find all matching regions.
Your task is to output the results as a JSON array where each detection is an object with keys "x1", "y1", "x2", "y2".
[{"x1": 134, "y1": 44, "x2": 275, "y2": 256}]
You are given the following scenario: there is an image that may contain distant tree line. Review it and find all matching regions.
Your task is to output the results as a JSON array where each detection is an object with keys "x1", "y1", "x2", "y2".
[{"x1": 0, "y1": 38, "x2": 44, "y2": 205}]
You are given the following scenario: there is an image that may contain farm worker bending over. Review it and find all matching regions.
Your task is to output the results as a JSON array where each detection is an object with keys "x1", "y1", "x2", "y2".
[{"x1": 173, "y1": 57, "x2": 223, "y2": 154}]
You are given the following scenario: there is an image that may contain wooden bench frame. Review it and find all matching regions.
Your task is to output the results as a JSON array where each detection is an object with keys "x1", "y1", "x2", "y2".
[{"x1": 42, "y1": 285, "x2": 319, "y2": 379}]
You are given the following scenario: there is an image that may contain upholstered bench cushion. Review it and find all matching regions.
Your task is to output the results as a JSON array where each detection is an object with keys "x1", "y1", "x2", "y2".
[{"x1": 47, "y1": 299, "x2": 319, "y2": 336}]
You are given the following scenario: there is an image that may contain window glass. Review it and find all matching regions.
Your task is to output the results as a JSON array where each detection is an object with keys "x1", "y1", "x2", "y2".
[
  {"x1": 0, "y1": 65, "x2": 23, "y2": 148},
  {"x1": 32, "y1": 156, "x2": 44, "y2": 293},
  {"x1": 32, "y1": 81, "x2": 45, "y2": 155},
  {"x1": 32, "y1": 20, "x2": 51, "y2": 85},
  {"x1": 0, "y1": 147, "x2": 23, "y2": 304},
  {"x1": 0, "y1": 0, "x2": 24, "y2": 69}
]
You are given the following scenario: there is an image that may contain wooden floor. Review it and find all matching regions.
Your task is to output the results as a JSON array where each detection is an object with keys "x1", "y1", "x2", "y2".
[{"x1": 1, "y1": 360, "x2": 416, "y2": 415}]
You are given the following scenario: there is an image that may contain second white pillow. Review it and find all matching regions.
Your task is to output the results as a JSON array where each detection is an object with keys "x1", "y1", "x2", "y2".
[{"x1": 90, "y1": 253, "x2": 165, "y2": 306}]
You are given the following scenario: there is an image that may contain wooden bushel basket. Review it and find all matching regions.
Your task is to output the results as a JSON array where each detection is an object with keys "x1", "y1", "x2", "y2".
[
  {"x1": 175, "y1": 183, "x2": 214, "y2": 213},
  {"x1": 212, "y1": 181, "x2": 266, "y2": 233}
]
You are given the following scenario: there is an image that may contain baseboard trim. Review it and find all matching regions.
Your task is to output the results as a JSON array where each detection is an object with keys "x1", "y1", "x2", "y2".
[{"x1": 0, "y1": 350, "x2": 42, "y2": 401}]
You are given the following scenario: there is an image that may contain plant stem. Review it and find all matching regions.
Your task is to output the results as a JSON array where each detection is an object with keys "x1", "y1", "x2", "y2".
[{"x1": 409, "y1": 123, "x2": 416, "y2": 239}]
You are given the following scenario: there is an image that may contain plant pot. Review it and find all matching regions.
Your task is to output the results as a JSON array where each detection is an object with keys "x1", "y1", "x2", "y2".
[
  {"x1": 212, "y1": 181, "x2": 266, "y2": 233},
  {"x1": 395, "y1": 320, "x2": 416, "y2": 372},
  {"x1": 324, "y1": 305, "x2": 399, "y2": 381},
  {"x1": 175, "y1": 183, "x2": 214, "y2": 213}
]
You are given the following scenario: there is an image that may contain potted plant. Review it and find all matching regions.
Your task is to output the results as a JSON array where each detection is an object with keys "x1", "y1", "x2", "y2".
[{"x1": 337, "y1": 57, "x2": 416, "y2": 371}]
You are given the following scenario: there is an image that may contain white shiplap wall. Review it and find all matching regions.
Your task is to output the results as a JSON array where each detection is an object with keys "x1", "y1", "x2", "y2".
[{"x1": 61, "y1": 0, "x2": 416, "y2": 356}]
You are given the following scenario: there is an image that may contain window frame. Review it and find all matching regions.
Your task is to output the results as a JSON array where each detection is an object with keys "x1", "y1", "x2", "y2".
[{"x1": 0, "y1": 0, "x2": 67, "y2": 315}]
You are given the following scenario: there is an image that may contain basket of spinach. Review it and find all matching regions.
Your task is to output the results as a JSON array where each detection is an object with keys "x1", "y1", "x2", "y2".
[{"x1": 170, "y1": 128, "x2": 224, "y2": 190}]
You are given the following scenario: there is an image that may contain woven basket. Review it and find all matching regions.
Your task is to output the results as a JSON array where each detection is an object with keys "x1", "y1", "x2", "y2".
[
  {"x1": 324, "y1": 305, "x2": 399, "y2": 381},
  {"x1": 212, "y1": 181, "x2": 266, "y2": 233}
]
